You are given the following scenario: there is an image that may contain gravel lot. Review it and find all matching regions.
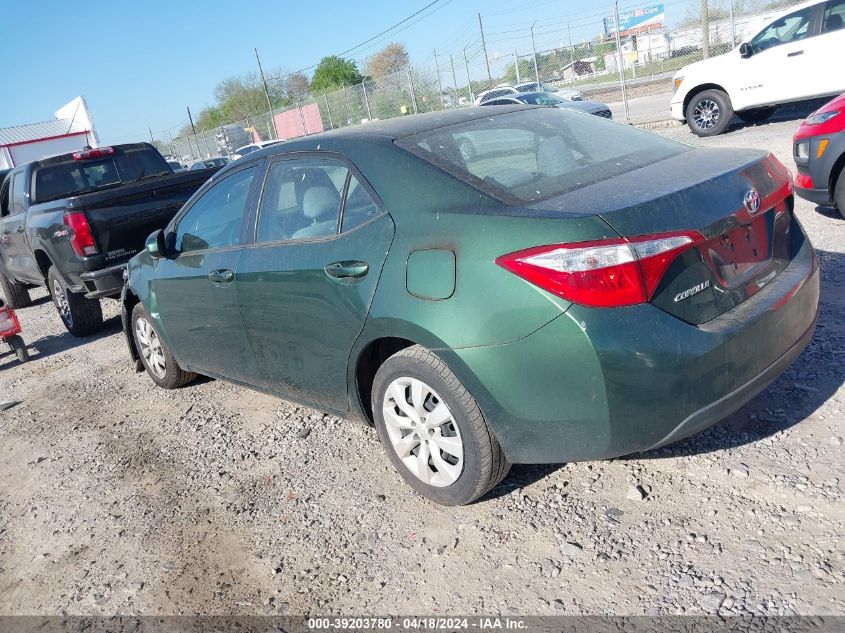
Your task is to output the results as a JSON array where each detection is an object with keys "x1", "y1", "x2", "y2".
[{"x1": 1, "y1": 115, "x2": 843, "y2": 617}]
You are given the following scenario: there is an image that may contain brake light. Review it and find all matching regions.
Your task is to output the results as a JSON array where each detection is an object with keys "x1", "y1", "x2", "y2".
[
  {"x1": 72, "y1": 147, "x2": 115, "y2": 160},
  {"x1": 63, "y1": 212, "x2": 98, "y2": 257},
  {"x1": 794, "y1": 171, "x2": 814, "y2": 189},
  {"x1": 496, "y1": 231, "x2": 703, "y2": 308}
]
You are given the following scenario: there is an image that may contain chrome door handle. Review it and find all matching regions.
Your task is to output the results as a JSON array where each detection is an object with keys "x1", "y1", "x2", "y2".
[
  {"x1": 208, "y1": 269, "x2": 234, "y2": 284},
  {"x1": 324, "y1": 261, "x2": 369, "y2": 280}
]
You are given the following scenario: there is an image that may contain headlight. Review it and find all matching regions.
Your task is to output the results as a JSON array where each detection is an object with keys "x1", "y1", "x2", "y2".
[
  {"x1": 795, "y1": 141, "x2": 809, "y2": 161},
  {"x1": 805, "y1": 110, "x2": 840, "y2": 125},
  {"x1": 673, "y1": 76, "x2": 684, "y2": 92}
]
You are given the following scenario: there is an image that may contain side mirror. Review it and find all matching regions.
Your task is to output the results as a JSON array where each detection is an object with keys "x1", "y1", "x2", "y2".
[
  {"x1": 145, "y1": 229, "x2": 167, "y2": 258},
  {"x1": 739, "y1": 43, "x2": 752, "y2": 58}
]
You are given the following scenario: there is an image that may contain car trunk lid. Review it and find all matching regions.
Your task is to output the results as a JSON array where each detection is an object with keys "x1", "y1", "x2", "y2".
[{"x1": 530, "y1": 148, "x2": 799, "y2": 324}]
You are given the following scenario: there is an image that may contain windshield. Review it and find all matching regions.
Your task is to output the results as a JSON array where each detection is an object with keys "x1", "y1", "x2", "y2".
[
  {"x1": 31, "y1": 148, "x2": 171, "y2": 203},
  {"x1": 518, "y1": 93, "x2": 565, "y2": 106},
  {"x1": 395, "y1": 108, "x2": 689, "y2": 204}
]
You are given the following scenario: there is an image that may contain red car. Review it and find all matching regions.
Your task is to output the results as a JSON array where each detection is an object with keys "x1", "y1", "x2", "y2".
[{"x1": 793, "y1": 92, "x2": 845, "y2": 217}]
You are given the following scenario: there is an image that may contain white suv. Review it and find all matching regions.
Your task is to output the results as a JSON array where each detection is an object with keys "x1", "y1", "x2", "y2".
[{"x1": 671, "y1": 0, "x2": 845, "y2": 136}]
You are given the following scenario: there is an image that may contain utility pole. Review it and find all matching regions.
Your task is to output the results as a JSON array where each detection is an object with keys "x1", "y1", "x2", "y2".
[
  {"x1": 463, "y1": 45, "x2": 475, "y2": 103},
  {"x1": 568, "y1": 22, "x2": 574, "y2": 67},
  {"x1": 613, "y1": 0, "x2": 630, "y2": 121},
  {"x1": 700, "y1": 0, "x2": 710, "y2": 58},
  {"x1": 513, "y1": 50, "x2": 521, "y2": 82},
  {"x1": 449, "y1": 55, "x2": 460, "y2": 107},
  {"x1": 254, "y1": 47, "x2": 276, "y2": 139},
  {"x1": 433, "y1": 50, "x2": 445, "y2": 109},
  {"x1": 530, "y1": 21, "x2": 540, "y2": 85},
  {"x1": 477, "y1": 13, "x2": 492, "y2": 83},
  {"x1": 186, "y1": 106, "x2": 201, "y2": 158},
  {"x1": 728, "y1": 0, "x2": 736, "y2": 46},
  {"x1": 166, "y1": 131, "x2": 176, "y2": 158},
  {"x1": 148, "y1": 127, "x2": 155, "y2": 145}
]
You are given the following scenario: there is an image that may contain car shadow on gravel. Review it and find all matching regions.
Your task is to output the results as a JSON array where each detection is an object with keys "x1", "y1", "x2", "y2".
[
  {"x1": 630, "y1": 248, "x2": 844, "y2": 460},
  {"x1": 723, "y1": 97, "x2": 830, "y2": 135},
  {"x1": 10, "y1": 314, "x2": 124, "y2": 364},
  {"x1": 813, "y1": 204, "x2": 843, "y2": 221}
]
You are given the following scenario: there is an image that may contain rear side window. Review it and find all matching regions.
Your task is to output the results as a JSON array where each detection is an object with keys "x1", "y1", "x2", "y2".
[
  {"x1": 396, "y1": 108, "x2": 688, "y2": 204},
  {"x1": 10, "y1": 173, "x2": 27, "y2": 214},
  {"x1": 823, "y1": 0, "x2": 845, "y2": 32}
]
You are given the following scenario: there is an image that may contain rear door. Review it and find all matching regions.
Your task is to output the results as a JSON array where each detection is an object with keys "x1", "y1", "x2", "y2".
[
  {"x1": 806, "y1": 0, "x2": 845, "y2": 96},
  {"x1": 153, "y1": 164, "x2": 259, "y2": 378},
  {"x1": 236, "y1": 154, "x2": 394, "y2": 411},
  {"x1": 0, "y1": 170, "x2": 38, "y2": 283}
]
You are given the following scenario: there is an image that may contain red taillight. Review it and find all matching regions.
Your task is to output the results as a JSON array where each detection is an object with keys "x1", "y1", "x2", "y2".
[
  {"x1": 63, "y1": 212, "x2": 98, "y2": 257},
  {"x1": 496, "y1": 231, "x2": 703, "y2": 308},
  {"x1": 794, "y1": 171, "x2": 814, "y2": 189},
  {"x1": 72, "y1": 146, "x2": 114, "y2": 160}
]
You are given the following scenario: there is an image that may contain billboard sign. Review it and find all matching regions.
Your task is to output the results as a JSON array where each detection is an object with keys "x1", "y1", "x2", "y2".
[{"x1": 604, "y1": 4, "x2": 664, "y2": 37}]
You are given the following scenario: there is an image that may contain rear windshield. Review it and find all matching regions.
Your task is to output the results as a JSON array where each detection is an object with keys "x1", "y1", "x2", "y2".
[
  {"x1": 32, "y1": 148, "x2": 171, "y2": 203},
  {"x1": 395, "y1": 108, "x2": 689, "y2": 204}
]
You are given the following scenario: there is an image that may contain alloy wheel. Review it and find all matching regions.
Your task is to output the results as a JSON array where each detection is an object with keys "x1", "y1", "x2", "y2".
[
  {"x1": 135, "y1": 316, "x2": 167, "y2": 379},
  {"x1": 692, "y1": 99, "x2": 720, "y2": 129},
  {"x1": 382, "y1": 377, "x2": 464, "y2": 487},
  {"x1": 52, "y1": 279, "x2": 72, "y2": 326}
]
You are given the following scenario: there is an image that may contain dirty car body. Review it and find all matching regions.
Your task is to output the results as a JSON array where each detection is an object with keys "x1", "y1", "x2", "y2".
[{"x1": 122, "y1": 106, "x2": 819, "y2": 503}]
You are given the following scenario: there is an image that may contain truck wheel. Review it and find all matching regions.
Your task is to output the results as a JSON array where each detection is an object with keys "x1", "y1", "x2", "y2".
[
  {"x1": 372, "y1": 345, "x2": 510, "y2": 506},
  {"x1": 0, "y1": 274, "x2": 32, "y2": 309},
  {"x1": 835, "y1": 169, "x2": 845, "y2": 220},
  {"x1": 131, "y1": 303, "x2": 196, "y2": 389},
  {"x1": 9, "y1": 335, "x2": 29, "y2": 363},
  {"x1": 686, "y1": 89, "x2": 734, "y2": 137},
  {"x1": 47, "y1": 266, "x2": 102, "y2": 337},
  {"x1": 737, "y1": 107, "x2": 775, "y2": 123}
]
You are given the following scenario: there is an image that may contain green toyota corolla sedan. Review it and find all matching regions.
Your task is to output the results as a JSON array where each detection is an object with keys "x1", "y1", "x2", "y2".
[{"x1": 121, "y1": 106, "x2": 819, "y2": 505}]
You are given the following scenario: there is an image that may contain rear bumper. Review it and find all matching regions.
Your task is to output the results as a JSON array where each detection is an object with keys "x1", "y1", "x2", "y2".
[
  {"x1": 449, "y1": 238, "x2": 819, "y2": 464},
  {"x1": 79, "y1": 263, "x2": 127, "y2": 299}
]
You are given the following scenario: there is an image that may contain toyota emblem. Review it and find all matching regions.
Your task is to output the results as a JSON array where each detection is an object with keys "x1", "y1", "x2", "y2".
[{"x1": 744, "y1": 188, "x2": 761, "y2": 214}]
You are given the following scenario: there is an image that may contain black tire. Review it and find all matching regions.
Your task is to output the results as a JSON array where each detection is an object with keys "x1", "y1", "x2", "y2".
[
  {"x1": 131, "y1": 303, "x2": 196, "y2": 389},
  {"x1": 0, "y1": 274, "x2": 32, "y2": 309},
  {"x1": 9, "y1": 335, "x2": 29, "y2": 363},
  {"x1": 834, "y1": 169, "x2": 845, "y2": 220},
  {"x1": 457, "y1": 137, "x2": 476, "y2": 162},
  {"x1": 686, "y1": 89, "x2": 734, "y2": 137},
  {"x1": 47, "y1": 266, "x2": 102, "y2": 337},
  {"x1": 372, "y1": 345, "x2": 510, "y2": 505},
  {"x1": 737, "y1": 107, "x2": 775, "y2": 123}
]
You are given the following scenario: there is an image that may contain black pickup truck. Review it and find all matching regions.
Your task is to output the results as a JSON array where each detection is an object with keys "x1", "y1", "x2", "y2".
[{"x1": 0, "y1": 143, "x2": 216, "y2": 336}]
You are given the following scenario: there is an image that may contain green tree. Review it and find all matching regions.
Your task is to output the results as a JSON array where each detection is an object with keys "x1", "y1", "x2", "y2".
[{"x1": 310, "y1": 56, "x2": 363, "y2": 94}]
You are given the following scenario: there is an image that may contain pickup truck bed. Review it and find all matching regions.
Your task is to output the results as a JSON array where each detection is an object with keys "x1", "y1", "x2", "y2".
[{"x1": 0, "y1": 143, "x2": 217, "y2": 335}]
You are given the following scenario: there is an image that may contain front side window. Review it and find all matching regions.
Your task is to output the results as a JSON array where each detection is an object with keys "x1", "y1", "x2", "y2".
[
  {"x1": 750, "y1": 6, "x2": 814, "y2": 53},
  {"x1": 175, "y1": 166, "x2": 255, "y2": 253},
  {"x1": 519, "y1": 93, "x2": 565, "y2": 106},
  {"x1": 823, "y1": 0, "x2": 845, "y2": 31},
  {"x1": 257, "y1": 159, "x2": 348, "y2": 242},
  {"x1": 397, "y1": 108, "x2": 688, "y2": 204}
]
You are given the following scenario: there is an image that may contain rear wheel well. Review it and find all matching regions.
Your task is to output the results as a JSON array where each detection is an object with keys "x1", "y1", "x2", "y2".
[
  {"x1": 33, "y1": 250, "x2": 52, "y2": 281},
  {"x1": 123, "y1": 288, "x2": 142, "y2": 362},
  {"x1": 683, "y1": 83, "x2": 730, "y2": 113},
  {"x1": 355, "y1": 337, "x2": 416, "y2": 425}
]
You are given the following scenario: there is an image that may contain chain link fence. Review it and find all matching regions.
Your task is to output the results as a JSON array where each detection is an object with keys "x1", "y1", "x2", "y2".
[{"x1": 162, "y1": 0, "x2": 805, "y2": 162}]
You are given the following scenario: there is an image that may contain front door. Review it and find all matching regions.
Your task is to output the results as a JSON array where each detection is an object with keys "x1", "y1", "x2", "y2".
[
  {"x1": 0, "y1": 170, "x2": 38, "y2": 283},
  {"x1": 236, "y1": 156, "x2": 394, "y2": 412},
  {"x1": 154, "y1": 164, "x2": 258, "y2": 378},
  {"x1": 742, "y1": 3, "x2": 819, "y2": 105}
]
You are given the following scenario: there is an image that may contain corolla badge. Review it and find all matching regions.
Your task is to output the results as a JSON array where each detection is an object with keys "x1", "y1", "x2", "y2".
[{"x1": 743, "y1": 188, "x2": 761, "y2": 214}]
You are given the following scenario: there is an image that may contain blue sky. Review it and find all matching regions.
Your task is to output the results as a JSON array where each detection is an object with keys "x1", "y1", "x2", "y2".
[{"x1": 0, "y1": 0, "x2": 686, "y2": 142}]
